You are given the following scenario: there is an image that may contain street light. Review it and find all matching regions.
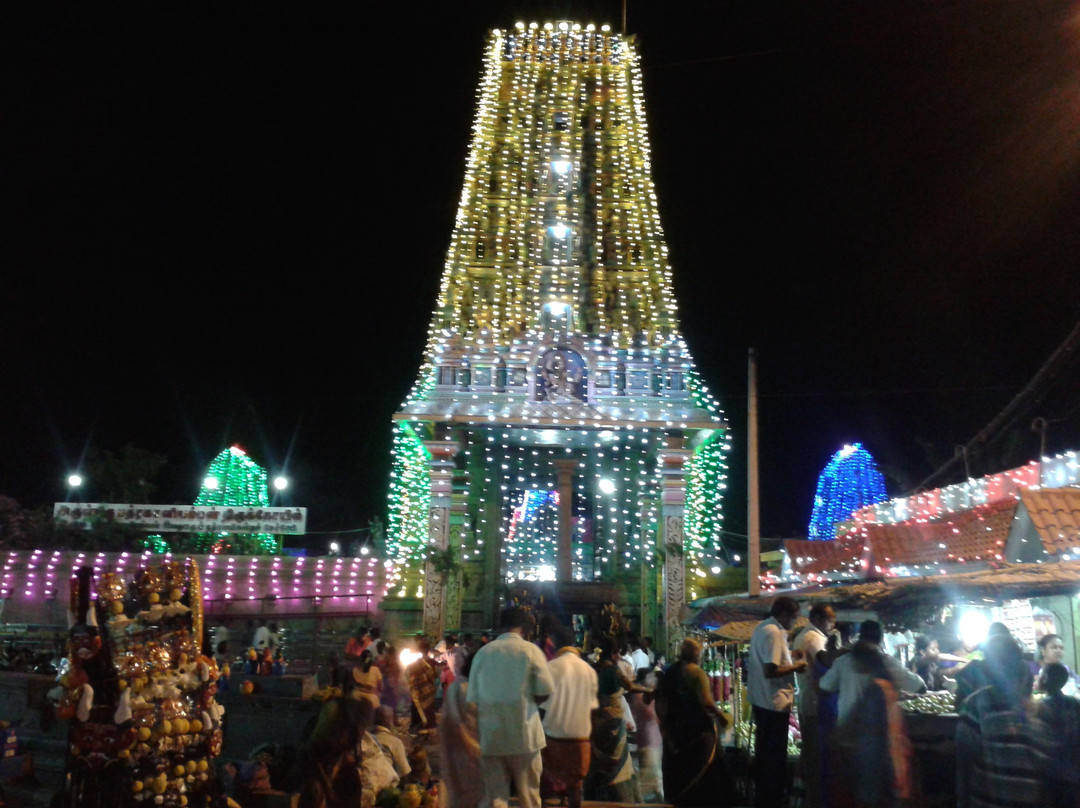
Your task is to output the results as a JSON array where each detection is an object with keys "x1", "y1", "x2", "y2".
[
  {"x1": 270, "y1": 476, "x2": 291, "y2": 556},
  {"x1": 66, "y1": 473, "x2": 84, "y2": 502}
]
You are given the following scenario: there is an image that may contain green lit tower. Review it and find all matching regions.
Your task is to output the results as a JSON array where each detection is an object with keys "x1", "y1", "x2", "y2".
[
  {"x1": 193, "y1": 446, "x2": 278, "y2": 554},
  {"x1": 387, "y1": 21, "x2": 729, "y2": 649}
]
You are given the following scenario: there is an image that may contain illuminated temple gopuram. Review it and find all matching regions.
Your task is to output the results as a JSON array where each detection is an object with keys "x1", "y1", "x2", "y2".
[{"x1": 385, "y1": 22, "x2": 730, "y2": 650}]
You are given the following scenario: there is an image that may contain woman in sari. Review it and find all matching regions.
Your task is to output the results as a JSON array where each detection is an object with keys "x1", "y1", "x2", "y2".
[
  {"x1": 1033, "y1": 634, "x2": 1079, "y2": 696},
  {"x1": 820, "y1": 621, "x2": 917, "y2": 808},
  {"x1": 584, "y1": 638, "x2": 641, "y2": 802},
  {"x1": 406, "y1": 638, "x2": 438, "y2": 734},
  {"x1": 352, "y1": 649, "x2": 382, "y2": 709},
  {"x1": 378, "y1": 641, "x2": 403, "y2": 713},
  {"x1": 439, "y1": 650, "x2": 483, "y2": 808},
  {"x1": 656, "y1": 638, "x2": 734, "y2": 807},
  {"x1": 957, "y1": 634, "x2": 1047, "y2": 808},
  {"x1": 628, "y1": 666, "x2": 664, "y2": 803}
]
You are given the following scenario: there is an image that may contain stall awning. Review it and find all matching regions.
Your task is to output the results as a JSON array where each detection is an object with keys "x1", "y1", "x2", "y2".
[
  {"x1": 784, "y1": 538, "x2": 865, "y2": 578},
  {"x1": 1019, "y1": 487, "x2": 1080, "y2": 558},
  {"x1": 689, "y1": 559, "x2": 1080, "y2": 632},
  {"x1": 863, "y1": 498, "x2": 1016, "y2": 568}
]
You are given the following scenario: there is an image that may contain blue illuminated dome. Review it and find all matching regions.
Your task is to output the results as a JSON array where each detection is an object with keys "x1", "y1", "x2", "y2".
[{"x1": 807, "y1": 443, "x2": 887, "y2": 540}]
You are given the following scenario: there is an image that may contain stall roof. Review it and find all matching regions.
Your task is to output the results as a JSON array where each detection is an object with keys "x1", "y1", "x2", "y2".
[
  {"x1": 690, "y1": 559, "x2": 1080, "y2": 632},
  {"x1": 706, "y1": 616, "x2": 809, "y2": 642},
  {"x1": 1019, "y1": 487, "x2": 1080, "y2": 558},
  {"x1": 781, "y1": 484, "x2": 1080, "y2": 587},
  {"x1": 863, "y1": 498, "x2": 1016, "y2": 568},
  {"x1": 784, "y1": 538, "x2": 864, "y2": 578}
]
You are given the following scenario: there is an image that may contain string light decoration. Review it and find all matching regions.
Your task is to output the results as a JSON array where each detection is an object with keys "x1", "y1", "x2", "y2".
[
  {"x1": 684, "y1": 433, "x2": 730, "y2": 593},
  {"x1": 388, "y1": 22, "x2": 728, "y2": 592},
  {"x1": 189, "y1": 446, "x2": 278, "y2": 554},
  {"x1": 386, "y1": 424, "x2": 432, "y2": 578},
  {"x1": 769, "y1": 449, "x2": 1080, "y2": 589},
  {"x1": 807, "y1": 443, "x2": 887, "y2": 540},
  {"x1": 0, "y1": 550, "x2": 390, "y2": 612},
  {"x1": 505, "y1": 489, "x2": 560, "y2": 579},
  {"x1": 849, "y1": 458, "x2": 1045, "y2": 528}
]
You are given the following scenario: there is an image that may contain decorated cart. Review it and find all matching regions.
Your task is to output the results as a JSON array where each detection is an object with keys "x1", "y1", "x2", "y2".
[{"x1": 57, "y1": 560, "x2": 223, "y2": 808}]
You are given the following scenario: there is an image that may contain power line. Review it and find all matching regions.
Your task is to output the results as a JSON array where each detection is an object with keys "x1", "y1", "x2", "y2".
[
  {"x1": 912, "y1": 319, "x2": 1080, "y2": 493},
  {"x1": 302, "y1": 525, "x2": 377, "y2": 536}
]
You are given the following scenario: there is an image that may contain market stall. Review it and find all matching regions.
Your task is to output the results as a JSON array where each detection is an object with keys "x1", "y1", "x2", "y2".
[
  {"x1": 687, "y1": 560, "x2": 1080, "y2": 807},
  {"x1": 694, "y1": 618, "x2": 809, "y2": 804}
]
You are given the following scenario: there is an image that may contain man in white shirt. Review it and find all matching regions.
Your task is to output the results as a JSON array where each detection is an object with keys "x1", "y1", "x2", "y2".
[
  {"x1": 251, "y1": 619, "x2": 271, "y2": 651},
  {"x1": 542, "y1": 627, "x2": 598, "y2": 808},
  {"x1": 373, "y1": 705, "x2": 412, "y2": 780},
  {"x1": 642, "y1": 636, "x2": 656, "y2": 666},
  {"x1": 629, "y1": 636, "x2": 651, "y2": 676},
  {"x1": 468, "y1": 607, "x2": 555, "y2": 808},
  {"x1": 790, "y1": 603, "x2": 836, "y2": 808},
  {"x1": 748, "y1": 596, "x2": 807, "y2": 808},
  {"x1": 819, "y1": 620, "x2": 925, "y2": 725}
]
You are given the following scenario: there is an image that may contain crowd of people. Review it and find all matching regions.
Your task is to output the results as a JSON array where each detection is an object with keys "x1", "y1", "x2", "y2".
[
  {"x1": 225, "y1": 603, "x2": 1079, "y2": 808},
  {"x1": 282, "y1": 609, "x2": 739, "y2": 808},
  {"x1": 752, "y1": 596, "x2": 1080, "y2": 808}
]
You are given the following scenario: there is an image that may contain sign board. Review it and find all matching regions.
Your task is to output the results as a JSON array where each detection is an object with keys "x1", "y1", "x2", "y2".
[
  {"x1": 998, "y1": 598, "x2": 1036, "y2": 651},
  {"x1": 53, "y1": 503, "x2": 307, "y2": 535}
]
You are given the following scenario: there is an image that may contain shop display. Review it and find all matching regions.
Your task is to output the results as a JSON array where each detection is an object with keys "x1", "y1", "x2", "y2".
[
  {"x1": 899, "y1": 691, "x2": 955, "y2": 716},
  {"x1": 56, "y1": 560, "x2": 222, "y2": 807}
]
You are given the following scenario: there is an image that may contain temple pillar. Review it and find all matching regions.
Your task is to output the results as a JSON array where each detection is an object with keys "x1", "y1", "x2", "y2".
[
  {"x1": 658, "y1": 434, "x2": 690, "y2": 656},
  {"x1": 444, "y1": 462, "x2": 469, "y2": 631},
  {"x1": 422, "y1": 436, "x2": 458, "y2": 641},
  {"x1": 638, "y1": 490, "x2": 661, "y2": 646},
  {"x1": 553, "y1": 458, "x2": 577, "y2": 582}
]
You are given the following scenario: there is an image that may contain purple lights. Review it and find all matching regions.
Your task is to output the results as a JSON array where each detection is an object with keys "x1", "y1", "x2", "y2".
[{"x1": 0, "y1": 552, "x2": 392, "y2": 618}]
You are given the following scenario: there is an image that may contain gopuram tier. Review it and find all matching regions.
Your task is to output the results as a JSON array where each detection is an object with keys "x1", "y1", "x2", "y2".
[{"x1": 384, "y1": 22, "x2": 729, "y2": 653}]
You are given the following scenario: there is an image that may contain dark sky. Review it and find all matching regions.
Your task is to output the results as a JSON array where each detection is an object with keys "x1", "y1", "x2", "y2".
[{"x1": 5, "y1": 1, "x2": 1079, "y2": 545}]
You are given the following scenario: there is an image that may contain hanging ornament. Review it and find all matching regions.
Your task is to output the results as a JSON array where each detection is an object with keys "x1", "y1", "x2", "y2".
[
  {"x1": 145, "y1": 642, "x2": 172, "y2": 673},
  {"x1": 172, "y1": 628, "x2": 199, "y2": 662},
  {"x1": 135, "y1": 568, "x2": 163, "y2": 604},
  {"x1": 186, "y1": 558, "x2": 203, "y2": 650},
  {"x1": 160, "y1": 561, "x2": 185, "y2": 601},
  {"x1": 97, "y1": 571, "x2": 125, "y2": 605}
]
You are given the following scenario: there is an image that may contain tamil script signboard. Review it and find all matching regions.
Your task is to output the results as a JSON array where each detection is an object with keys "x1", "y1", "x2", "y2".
[{"x1": 53, "y1": 503, "x2": 307, "y2": 535}]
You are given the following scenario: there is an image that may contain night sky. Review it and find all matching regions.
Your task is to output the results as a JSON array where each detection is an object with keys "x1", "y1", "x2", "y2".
[{"x1": 6, "y1": 1, "x2": 1079, "y2": 550}]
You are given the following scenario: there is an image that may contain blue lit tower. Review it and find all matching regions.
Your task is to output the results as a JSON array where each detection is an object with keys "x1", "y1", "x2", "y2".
[
  {"x1": 808, "y1": 443, "x2": 888, "y2": 539},
  {"x1": 386, "y1": 21, "x2": 729, "y2": 647}
]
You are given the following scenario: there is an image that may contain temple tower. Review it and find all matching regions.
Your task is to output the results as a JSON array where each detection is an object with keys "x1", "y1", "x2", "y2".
[{"x1": 385, "y1": 22, "x2": 729, "y2": 651}]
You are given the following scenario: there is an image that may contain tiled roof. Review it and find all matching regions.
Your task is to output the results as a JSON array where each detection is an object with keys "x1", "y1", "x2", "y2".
[
  {"x1": 863, "y1": 498, "x2": 1017, "y2": 570},
  {"x1": 784, "y1": 538, "x2": 865, "y2": 577},
  {"x1": 1019, "y1": 487, "x2": 1080, "y2": 558}
]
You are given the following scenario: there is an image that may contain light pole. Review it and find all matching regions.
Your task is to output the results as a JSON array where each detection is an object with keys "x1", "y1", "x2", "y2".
[{"x1": 272, "y1": 476, "x2": 290, "y2": 553}]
